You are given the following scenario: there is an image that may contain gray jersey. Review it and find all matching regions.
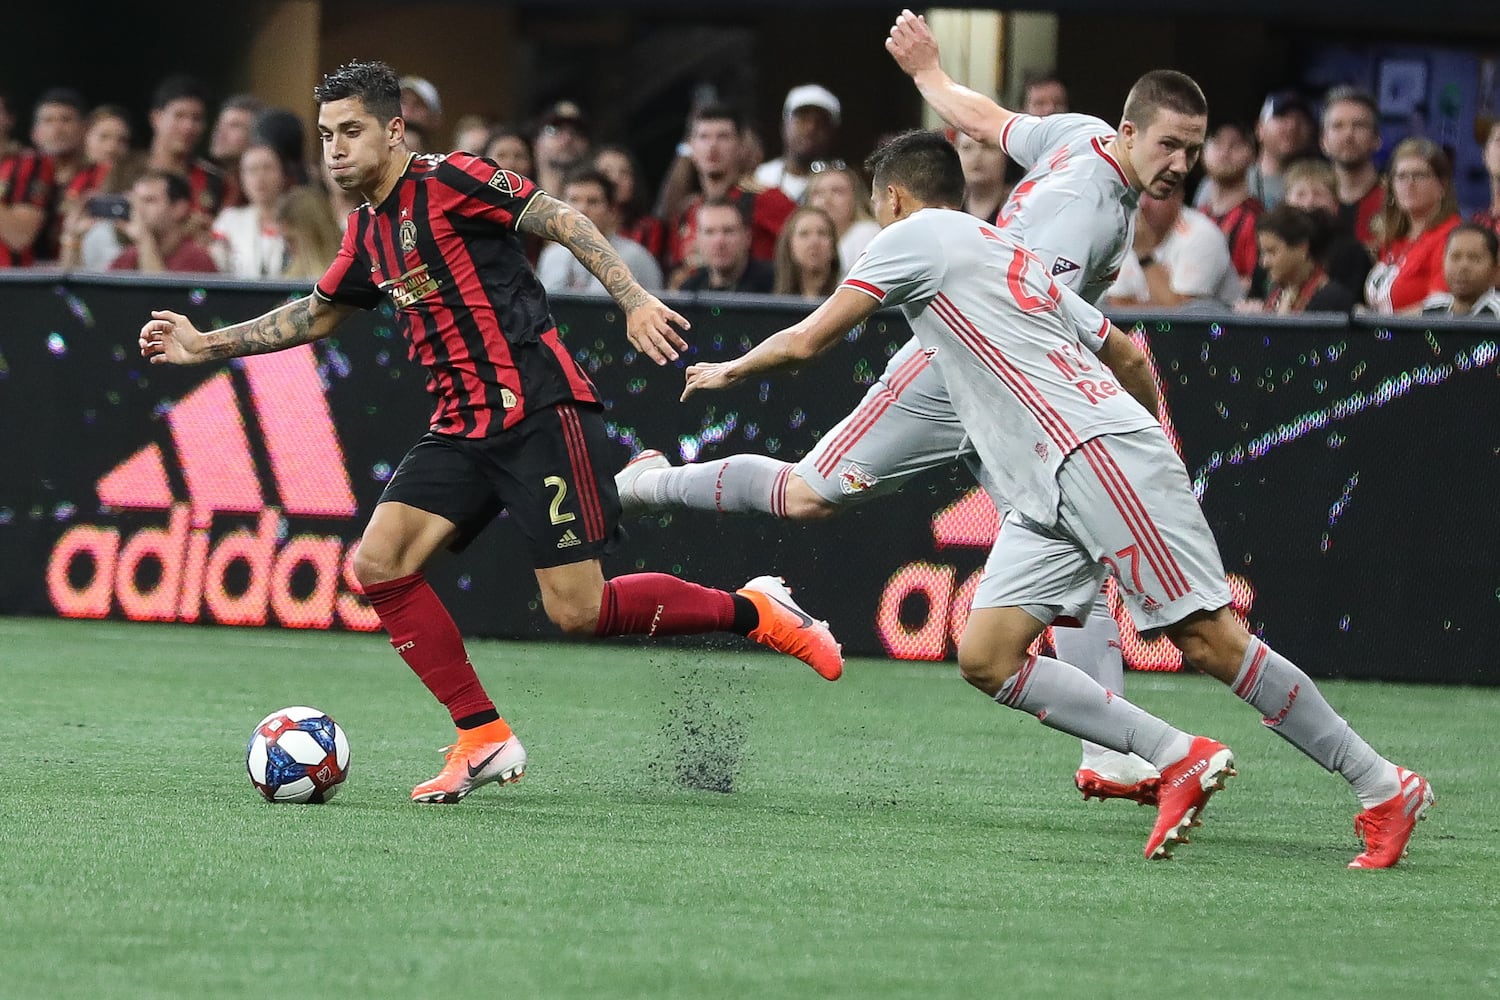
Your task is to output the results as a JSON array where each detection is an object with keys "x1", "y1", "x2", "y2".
[
  {"x1": 995, "y1": 112, "x2": 1140, "y2": 307},
  {"x1": 843, "y1": 208, "x2": 1158, "y2": 525}
]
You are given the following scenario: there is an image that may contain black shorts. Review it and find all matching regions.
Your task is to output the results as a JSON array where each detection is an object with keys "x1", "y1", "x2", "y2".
[{"x1": 379, "y1": 403, "x2": 624, "y2": 568}]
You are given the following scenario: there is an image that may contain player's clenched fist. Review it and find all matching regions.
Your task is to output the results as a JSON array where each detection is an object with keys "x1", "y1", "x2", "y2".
[{"x1": 139, "y1": 309, "x2": 208, "y2": 365}]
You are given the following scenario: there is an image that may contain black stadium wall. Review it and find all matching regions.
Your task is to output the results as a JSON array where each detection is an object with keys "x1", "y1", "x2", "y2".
[{"x1": 1, "y1": 273, "x2": 1495, "y2": 685}]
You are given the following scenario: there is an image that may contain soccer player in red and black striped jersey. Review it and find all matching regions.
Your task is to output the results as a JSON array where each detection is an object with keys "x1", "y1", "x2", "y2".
[{"x1": 139, "y1": 60, "x2": 842, "y2": 804}]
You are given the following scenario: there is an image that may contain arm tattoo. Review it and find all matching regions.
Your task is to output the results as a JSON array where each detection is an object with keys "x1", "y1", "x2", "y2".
[
  {"x1": 202, "y1": 295, "x2": 324, "y2": 360},
  {"x1": 519, "y1": 194, "x2": 650, "y2": 311}
]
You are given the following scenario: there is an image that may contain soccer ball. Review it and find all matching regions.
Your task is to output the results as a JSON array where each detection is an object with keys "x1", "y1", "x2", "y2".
[{"x1": 246, "y1": 706, "x2": 350, "y2": 803}]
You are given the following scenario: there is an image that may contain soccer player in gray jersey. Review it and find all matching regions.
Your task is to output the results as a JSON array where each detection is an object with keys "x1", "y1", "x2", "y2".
[
  {"x1": 678, "y1": 130, "x2": 1432, "y2": 867},
  {"x1": 619, "y1": 9, "x2": 1199, "y2": 806}
]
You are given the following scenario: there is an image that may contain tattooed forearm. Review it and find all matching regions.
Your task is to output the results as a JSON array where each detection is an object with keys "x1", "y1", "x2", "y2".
[
  {"x1": 519, "y1": 194, "x2": 651, "y2": 311},
  {"x1": 202, "y1": 296, "x2": 325, "y2": 360}
]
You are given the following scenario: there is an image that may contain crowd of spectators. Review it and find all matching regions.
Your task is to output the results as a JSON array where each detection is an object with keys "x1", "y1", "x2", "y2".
[{"x1": 2, "y1": 67, "x2": 1497, "y2": 318}]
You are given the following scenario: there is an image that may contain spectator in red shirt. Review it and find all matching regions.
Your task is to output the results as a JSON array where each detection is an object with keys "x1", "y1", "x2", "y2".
[
  {"x1": 668, "y1": 103, "x2": 795, "y2": 285},
  {"x1": 1475, "y1": 121, "x2": 1500, "y2": 237},
  {"x1": 1364, "y1": 137, "x2": 1461, "y2": 313},
  {"x1": 1320, "y1": 86, "x2": 1384, "y2": 249},
  {"x1": 109, "y1": 168, "x2": 219, "y2": 274},
  {"x1": 0, "y1": 143, "x2": 55, "y2": 267},
  {"x1": 1196, "y1": 121, "x2": 1262, "y2": 283},
  {"x1": 146, "y1": 75, "x2": 226, "y2": 234}
]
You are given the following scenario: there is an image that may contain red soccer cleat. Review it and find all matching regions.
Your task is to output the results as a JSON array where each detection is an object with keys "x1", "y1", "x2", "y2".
[
  {"x1": 1145, "y1": 737, "x2": 1236, "y2": 860},
  {"x1": 1348, "y1": 768, "x2": 1434, "y2": 869}
]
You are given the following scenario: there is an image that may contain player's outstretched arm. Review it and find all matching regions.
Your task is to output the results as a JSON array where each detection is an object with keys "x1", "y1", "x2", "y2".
[
  {"x1": 886, "y1": 8, "x2": 1015, "y2": 143},
  {"x1": 519, "y1": 192, "x2": 690, "y2": 366},
  {"x1": 138, "y1": 294, "x2": 354, "y2": 366},
  {"x1": 1096, "y1": 324, "x2": 1160, "y2": 418},
  {"x1": 681, "y1": 288, "x2": 879, "y2": 400}
]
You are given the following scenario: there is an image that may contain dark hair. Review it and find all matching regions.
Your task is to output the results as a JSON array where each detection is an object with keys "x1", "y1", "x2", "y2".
[
  {"x1": 864, "y1": 129, "x2": 965, "y2": 208},
  {"x1": 697, "y1": 194, "x2": 747, "y2": 226},
  {"x1": 1321, "y1": 85, "x2": 1378, "y2": 124},
  {"x1": 252, "y1": 108, "x2": 308, "y2": 185},
  {"x1": 139, "y1": 167, "x2": 192, "y2": 204},
  {"x1": 593, "y1": 143, "x2": 647, "y2": 216},
  {"x1": 151, "y1": 74, "x2": 208, "y2": 112},
  {"x1": 1209, "y1": 120, "x2": 1255, "y2": 146},
  {"x1": 1122, "y1": 70, "x2": 1208, "y2": 129},
  {"x1": 1257, "y1": 204, "x2": 1318, "y2": 248},
  {"x1": 561, "y1": 166, "x2": 616, "y2": 204},
  {"x1": 220, "y1": 93, "x2": 264, "y2": 117},
  {"x1": 690, "y1": 103, "x2": 741, "y2": 134},
  {"x1": 36, "y1": 87, "x2": 86, "y2": 115},
  {"x1": 313, "y1": 60, "x2": 402, "y2": 125},
  {"x1": 1447, "y1": 221, "x2": 1500, "y2": 262},
  {"x1": 1021, "y1": 71, "x2": 1066, "y2": 100}
]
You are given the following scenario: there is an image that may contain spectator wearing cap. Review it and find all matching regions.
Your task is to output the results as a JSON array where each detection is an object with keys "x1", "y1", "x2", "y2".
[
  {"x1": 1192, "y1": 121, "x2": 1262, "y2": 283},
  {"x1": 1364, "y1": 136, "x2": 1461, "y2": 313},
  {"x1": 399, "y1": 76, "x2": 442, "y2": 151},
  {"x1": 1420, "y1": 223, "x2": 1500, "y2": 317},
  {"x1": 753, "y1": 84, "x2": 842, "y2": 203},
  {"x1": 1320, "y1": 86, "x2": 1384, "y2": 248},
  {"x1": 533, "y1": 100, "x2": 591, "y2": 198},
  {"x1": 1475, "y1": 121, "x2": 1500, "y2": 237},
  {"x1": 1249, "y1": 90, "x2": 1317, "y2": 210},
  {"x1": 667, "y1": 103, "x2": 796, "y2": 285}
]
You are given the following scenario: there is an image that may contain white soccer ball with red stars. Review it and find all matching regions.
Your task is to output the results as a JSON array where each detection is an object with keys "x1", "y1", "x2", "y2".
[{"x1": 246, "y1": 706, "x2": 350, "y2": 803}]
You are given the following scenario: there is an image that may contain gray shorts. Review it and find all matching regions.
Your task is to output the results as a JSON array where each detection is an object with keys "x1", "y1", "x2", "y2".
[
  {"x1": 795, "y1": 339, "x2": 972, "y2": 503},
  {"x1": 972, "y1": 426, "x2": 1231, "y2": 635}
]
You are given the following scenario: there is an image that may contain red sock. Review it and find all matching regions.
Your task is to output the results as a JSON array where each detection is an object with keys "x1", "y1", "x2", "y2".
[
  {"x1": 362, "y1": 572, "x2": 496, "y2": 723},
  {"x1": 595, "y1": 573, "x2": 738, "y2": 637}
]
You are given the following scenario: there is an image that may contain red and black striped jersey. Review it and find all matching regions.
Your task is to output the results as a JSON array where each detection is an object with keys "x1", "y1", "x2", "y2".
[
  {"x1": 65, "y1": 162, "x2": 111, "y2": 200},
  {"x1": 315, "y1": 151, "x2": 598, "y2": 438},
  {"x1": 183, "y1": 159, "x2": 226, "y2": 219},
  {"x1": 0, "y1": 149, "x2": 57, "y2": 267}
]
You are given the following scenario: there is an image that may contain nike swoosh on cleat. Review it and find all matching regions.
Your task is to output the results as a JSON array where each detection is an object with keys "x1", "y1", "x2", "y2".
[
  {"x1": 769, "y1": 596, "x2": 815, "y2": 629},
  {"x1": 467, "y1": 744, "x2": 506, "y2": 778}
]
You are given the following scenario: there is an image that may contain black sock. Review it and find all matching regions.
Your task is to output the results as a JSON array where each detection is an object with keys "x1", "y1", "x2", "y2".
[
  {"x1": 730, "y1": 594, "x2": 758, "y2": 635},
  {"x1": 455, "y1": 709, "x2": 500, "y2": 730}
]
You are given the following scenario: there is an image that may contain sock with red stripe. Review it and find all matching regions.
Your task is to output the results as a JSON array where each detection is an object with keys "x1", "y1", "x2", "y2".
[
  {"x1": 595, "y1": 573, "x2": 757, "y2": 636},
  {"x1": 643, "y1": 456, "x2": 792, "y2": 515},
  {"x1": 362, "y1": 572, "x2": 499, "y2": 725},
  {"x1": 1051, "y1": 588, "x2": 1127, "y2": 761},
  {"x1": 994, "y1": 655, "x2": 1192, "y2": 767},
  {"x1": 1231, "y1": 638, "x2": 1397, "y2": 807}
]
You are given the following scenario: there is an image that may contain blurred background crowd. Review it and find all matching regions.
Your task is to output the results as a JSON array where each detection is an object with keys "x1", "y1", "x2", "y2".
[{"x1": 3, "y1": 1, "x2": 1499, "y2": 319}]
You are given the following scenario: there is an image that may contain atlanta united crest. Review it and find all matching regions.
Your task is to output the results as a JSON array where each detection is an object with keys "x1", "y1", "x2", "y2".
[
  {"x1": 399, "y1": 219, "x2": 418, "y2": 252},
  {"x1": 488, "y1": 168, "x2": 525, "y2": 195}
]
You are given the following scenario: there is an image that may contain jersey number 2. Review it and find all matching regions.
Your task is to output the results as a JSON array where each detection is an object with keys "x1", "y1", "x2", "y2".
[{"x1": 544, "y1": 476, "x2": 576, "y2": 525}]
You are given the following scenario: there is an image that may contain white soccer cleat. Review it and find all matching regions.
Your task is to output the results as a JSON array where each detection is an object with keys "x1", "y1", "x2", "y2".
[
  {"x1": 1076, "y1": 748, "x2": 1162, "y2": 806},
  {"x1": 616, "y1": 448, "x2": 670, "y2": 516}
]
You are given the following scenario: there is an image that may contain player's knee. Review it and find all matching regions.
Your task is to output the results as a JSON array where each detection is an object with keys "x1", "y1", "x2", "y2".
[
  {"x1": 956, "y1": 639, "x2": 1018, "y2": 696},
  {"x1": 542, "y1": 593, "x2": 602, "y2": 635},
  {"x1": 783, "y1": 479, "x2": 841, "y2": 521},
  {"x1": 351, "y1": 542, "x2": 403, "y2": 589},
  {"x1": 1168, "y1": 611, "x2": 1249, "y2": 681}
]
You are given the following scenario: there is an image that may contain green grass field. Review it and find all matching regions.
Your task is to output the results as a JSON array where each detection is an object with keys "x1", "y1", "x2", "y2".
[{"x1": 1, "y1": 617, "x2": 1495, "y2": 999}]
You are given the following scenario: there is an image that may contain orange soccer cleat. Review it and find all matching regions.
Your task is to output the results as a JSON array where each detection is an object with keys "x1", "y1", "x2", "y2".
[
  {"x1": 410, "y1": 719, "x2": 527, "y2": 804},
  {"x1": 737, "y1": 575, "x2": 844, "y2": 681}
]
